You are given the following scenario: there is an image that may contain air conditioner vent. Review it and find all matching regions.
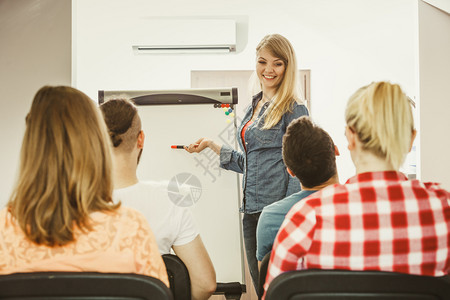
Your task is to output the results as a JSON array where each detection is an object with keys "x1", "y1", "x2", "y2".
[{"x1": 133, "y1": 19, "x2": 236, "y2": 54}]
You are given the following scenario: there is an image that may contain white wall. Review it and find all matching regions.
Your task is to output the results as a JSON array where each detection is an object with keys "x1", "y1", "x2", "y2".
[
  {"x1": 423, "y1": 0, "x2": 450, "y2": 14},
  {"x1": 73, "y1": 0, "x2": 417, "y2": 184},
  {"x1": 418, "y1": 1, "x2": 450, "y2": 189},
  {"x1": 0, "y1": 0, "x2": 71, "y2": 207}
]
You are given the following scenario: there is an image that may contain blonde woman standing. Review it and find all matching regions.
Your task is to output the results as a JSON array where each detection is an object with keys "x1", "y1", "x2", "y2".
[
  {"x1": 0, "y1": 86, "x2": 168, "y2": 287},
  {"x1": 185, "y1": 34, "x2": 309, "y2": 293}
]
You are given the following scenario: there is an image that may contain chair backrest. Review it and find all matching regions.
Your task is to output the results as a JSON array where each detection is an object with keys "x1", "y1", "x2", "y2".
[
  {"x1": 265, "y1": 269, "x2": 450, "y2": 300},
  {"x1": 0, "y1": 272, "x2": 173, "y2": 300},
  {"x1": 162, "y1": 254, "x2": 191, "y2": 300},
  {"x1": 258, "y1": 251, "x2": 271, "y2": 299}
]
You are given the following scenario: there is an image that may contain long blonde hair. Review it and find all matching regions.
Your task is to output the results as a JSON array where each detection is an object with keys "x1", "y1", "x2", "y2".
[
  {"x1": 345, "y1": 81, "x2": 415, "y2": 169},
  {"x1": 255, "y1": 34, "x2": 303, "y2": 129},
  {"x1": 8, "y1": 86, "x2": 118, "y2": 246}
]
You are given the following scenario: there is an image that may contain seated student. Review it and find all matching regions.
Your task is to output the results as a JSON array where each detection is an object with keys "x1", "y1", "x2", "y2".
[
  {"x1": 256, "y1": 116, "x2": 339, "y2": 264},
  {"x1": 0, "y1": 86, "x2": 168, "y2": 286},
  {"x1": 100, "y1": 98, "x2": 216, "y2": 300},
  {"x1": 264, "y1": 81, "x2": 450, "y2": 297}
]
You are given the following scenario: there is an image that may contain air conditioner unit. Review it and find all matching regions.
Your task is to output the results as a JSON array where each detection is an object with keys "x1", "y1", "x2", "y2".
[{"x1": 132, "y1": 19, "x2": 236, "y2": 54}]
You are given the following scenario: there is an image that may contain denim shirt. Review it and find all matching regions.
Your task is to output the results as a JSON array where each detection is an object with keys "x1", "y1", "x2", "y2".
[{"x1": 219, "y1": 92, "x2": 309, "y2": 213}]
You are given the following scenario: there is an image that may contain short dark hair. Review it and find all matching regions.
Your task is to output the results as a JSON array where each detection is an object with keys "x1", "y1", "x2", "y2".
[
  {"x1": 282, "y1": 116, "x2": 337, "y2": 188},
  {"x1": 99, "y1": 98, "x2": 141, "y2": 152}
]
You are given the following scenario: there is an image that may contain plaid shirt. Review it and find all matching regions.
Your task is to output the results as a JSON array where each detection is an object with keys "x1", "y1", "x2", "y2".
[{"x1": 264, "y1": 171, "x2": 450, "y2": 297}]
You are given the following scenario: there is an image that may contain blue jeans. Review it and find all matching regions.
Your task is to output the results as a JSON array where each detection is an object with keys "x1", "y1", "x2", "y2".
[{"x1": 243, "y1": 212, "x2": 261, "y2": 296}]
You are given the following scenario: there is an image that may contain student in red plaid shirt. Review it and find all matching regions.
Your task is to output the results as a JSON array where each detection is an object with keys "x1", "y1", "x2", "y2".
[{"x1": 263, "y1": 81, "x2": 450, "y2": 298}]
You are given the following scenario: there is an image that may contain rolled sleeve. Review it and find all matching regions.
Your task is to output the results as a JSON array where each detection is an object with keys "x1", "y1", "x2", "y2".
[{"x1": 219, "y1": 144, "x2": 245, "y2": 174}]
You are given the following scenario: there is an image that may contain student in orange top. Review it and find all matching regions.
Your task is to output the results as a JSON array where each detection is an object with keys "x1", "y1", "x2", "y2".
[{"x1": 0, "y1": 86, "x2": 168, "y2": 287}]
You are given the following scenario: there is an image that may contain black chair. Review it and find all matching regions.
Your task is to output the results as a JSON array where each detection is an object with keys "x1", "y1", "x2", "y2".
[
  {"x1": 162, "y1": 254, "x2": 191, "y2": 300},
  {"x1": 265, "y1": 269, "x2": 450, "y2": 300},
  {"x1": 258, "y1": 251, "x2": 271, "y2": 299},
  {"x1": 162, "y1": 253, "x2": 244, "y2": 299},
  {"x1": 0, "y1": 272, "x2": 173, "y2": 299}
]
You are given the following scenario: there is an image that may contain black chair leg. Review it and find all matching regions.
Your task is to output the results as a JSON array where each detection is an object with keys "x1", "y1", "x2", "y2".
[{"x1": 214, "y1": 282, "x2": 243, "y2": 300}]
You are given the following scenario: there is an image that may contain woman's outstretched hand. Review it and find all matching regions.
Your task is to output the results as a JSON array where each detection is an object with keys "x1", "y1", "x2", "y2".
[{"x1": 184, "y1": 138, "x2": 212, "y2": 153}]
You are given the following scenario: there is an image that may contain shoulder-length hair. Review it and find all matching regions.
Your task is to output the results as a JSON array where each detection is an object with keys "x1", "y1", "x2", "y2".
[
  {"x1": 8, "y1": 86, "x2": 118, "y2": 246},
  {"x1": 254, "y1": 34, "x2": 304, "y2": 129},
  {"x1": 345, "y1": 81, "x2": 415, "y2": 169}
]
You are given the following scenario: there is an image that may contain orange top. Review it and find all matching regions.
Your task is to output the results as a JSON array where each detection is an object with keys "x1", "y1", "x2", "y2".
[
  {"x1": 241, "y1": 120, "x2": 253, "y2": 151},
  {"x1": 0, "y1": 206, "x2": 169, "y2": 287}
]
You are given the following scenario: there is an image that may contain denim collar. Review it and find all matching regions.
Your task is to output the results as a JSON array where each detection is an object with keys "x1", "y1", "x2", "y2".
[{"x1": 252, "y1": 91, "x2": 263, "y2": 108}]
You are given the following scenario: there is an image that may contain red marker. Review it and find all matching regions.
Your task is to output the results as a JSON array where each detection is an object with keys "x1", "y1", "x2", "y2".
[{"x1": 171, "y1": 145, "x2": 185, "y2": 149}]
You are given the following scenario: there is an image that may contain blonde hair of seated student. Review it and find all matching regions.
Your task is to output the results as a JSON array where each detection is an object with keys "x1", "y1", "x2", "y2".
[{"x1": 345, "y1": 81, "x2": 416, "y2": 171}]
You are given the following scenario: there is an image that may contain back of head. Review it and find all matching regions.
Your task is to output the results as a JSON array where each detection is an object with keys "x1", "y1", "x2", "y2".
[
  {"x1": 99, "y1": 98, "x2": 141, "y2": 153},
  {"x1": 256, "y1": 34, "x2": 302, "y2": 129},
  {"x1": 282, "y1": 116, "x2": 337, "y2": 188},
  {"x1": 9, "y1": 86, "x2": 116, "y2": 246},
  {"x1": 345, "y1": 81, "x2": 414, "y2": 169}
]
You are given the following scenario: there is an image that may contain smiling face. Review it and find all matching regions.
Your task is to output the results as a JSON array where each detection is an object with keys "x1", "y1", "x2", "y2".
[{"x1": 256, "y1": 48, "x2": 286, "y2": 95}]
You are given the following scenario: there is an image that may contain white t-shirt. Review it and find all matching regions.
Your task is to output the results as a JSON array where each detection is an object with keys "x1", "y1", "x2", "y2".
[{"x1": 113, "y1": 181, "x2": 199, "y2": 254}]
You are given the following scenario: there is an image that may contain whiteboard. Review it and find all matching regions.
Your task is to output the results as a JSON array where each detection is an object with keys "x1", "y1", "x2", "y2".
[{"x1": 100, "y1": 89, "x2": 244, "y2": 284}]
